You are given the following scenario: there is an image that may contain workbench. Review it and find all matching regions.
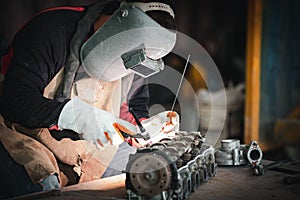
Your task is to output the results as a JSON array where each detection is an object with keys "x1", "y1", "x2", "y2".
[{"x1": 12, "y1": 160, "x2": 300, "y2": 200}]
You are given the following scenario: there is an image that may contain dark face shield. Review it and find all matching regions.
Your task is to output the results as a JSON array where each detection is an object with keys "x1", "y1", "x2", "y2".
[
  {"x1": 121, "y1": 47, "x2": 164, "y2": 78},
  {"x1": 80, "y1": 2, "x2": 176, "y2": 82}
]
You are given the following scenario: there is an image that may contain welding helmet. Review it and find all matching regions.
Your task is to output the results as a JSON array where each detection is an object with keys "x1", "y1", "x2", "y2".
[{"x1": 80, "y1": 1, "x2": 177, "y2": 82}]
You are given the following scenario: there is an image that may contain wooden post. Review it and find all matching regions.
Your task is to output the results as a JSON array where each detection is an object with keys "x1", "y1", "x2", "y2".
[{"x1": 244, "y1": 0, "x2": 262, "y2": 144}]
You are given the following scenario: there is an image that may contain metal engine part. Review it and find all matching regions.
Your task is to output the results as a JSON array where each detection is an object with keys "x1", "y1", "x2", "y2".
[
  {"x1": 214, "y1": 139, "x2": 247, "y2": 166},
  {"x1": 215, "y1": 139, "x2": 264, "y2": 175},
  {"x1": 126, "y1": 149, "x2": 177, "y2": 197},
  {"x1": 125, "y1": 131, "x2": 217, "y2": 200}
]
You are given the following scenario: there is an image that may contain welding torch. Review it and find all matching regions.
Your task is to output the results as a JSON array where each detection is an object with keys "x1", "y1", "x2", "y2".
[{"x1": 129, "y1": 107, "x2": 150, "y2": 140}]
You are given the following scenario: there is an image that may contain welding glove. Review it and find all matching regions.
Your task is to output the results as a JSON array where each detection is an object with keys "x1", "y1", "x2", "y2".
[
  {"x1": 140, "y1": 111, "x2": 180, "y2": 144},
  {"x1": 58, "y1": 97, "x2": 138, "y2": 149}
]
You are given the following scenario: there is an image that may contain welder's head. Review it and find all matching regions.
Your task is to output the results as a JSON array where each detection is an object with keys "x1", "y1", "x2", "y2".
[
  {"x1": 103, "y1": 0, "x2": 176, "y2": 31},
  {"x1": 80, "y1": 0, "x2": 177, "y2": 82}
]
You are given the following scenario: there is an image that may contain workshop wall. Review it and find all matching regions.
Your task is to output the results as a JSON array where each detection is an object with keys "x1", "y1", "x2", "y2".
[
  {"x1": 259, "y1": 0, "x2": 300, "y2": 158},
  {"x1": 176, "y1": 0, "x2": 247, "y2": 86}
]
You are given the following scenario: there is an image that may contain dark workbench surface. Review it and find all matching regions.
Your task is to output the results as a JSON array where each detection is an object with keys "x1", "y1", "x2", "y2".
[
  {"x1": 189, "y1": 164, "x2": 300, "y2": 200},
  {"x1": 11, "y1": 161, "x2": 300, "y2": 200}
]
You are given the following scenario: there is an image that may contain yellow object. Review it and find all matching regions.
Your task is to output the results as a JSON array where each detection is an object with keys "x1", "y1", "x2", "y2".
[{"x1": 244, "y1": 0, "x2": 262, "y2": 144}]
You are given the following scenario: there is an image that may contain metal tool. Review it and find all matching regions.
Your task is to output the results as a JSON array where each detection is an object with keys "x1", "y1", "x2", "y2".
[
  {"x1": 129, "y1": 107, "x2": 150, "y2": 140},
  {"x1": 171, "y1": 54, "x2": 190, "y2": 111}
]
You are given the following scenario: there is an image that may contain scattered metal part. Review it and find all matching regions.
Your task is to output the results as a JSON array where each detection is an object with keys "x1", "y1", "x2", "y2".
[
  {"x1": 247, "y1": 141, "x2": 264, "y2": 175},
  {"x1": 215, "y1": 139, "x2": 246, "y2": 166},
  {"x1": 126, "y1": 131, "x2": 217, "y2": 200},
  {"x1": 215, "y1": 139, "x2": 264, "y2": 175},
  {"x1": 252, "y1": 164, "x2": 264, "y2": 176}
]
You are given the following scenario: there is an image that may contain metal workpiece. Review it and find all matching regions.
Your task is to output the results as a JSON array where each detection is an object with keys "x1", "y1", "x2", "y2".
[
  {"x1": 247, "y1": 141, "x2": 263, "y2": 165},
  {"x1": 214, "y1": 139, "x2": 264, "y2": 175},
  {"x1": 221, "y1": 139, "x2": 240, "y2": 152},
  {"x1": 125, "y1": 149, "x2": 176, "y2": 198},
  {"x1": 125, "y1": 131, "x2": 217, "y2": 200},
  {"x1": 173, "y1": 144, "x2": 217, "y2": 200},
  {"x1": 215, "y1": 139, "x2": 247, "y2": 166},
  {"x1": 247, "y1": 141, "x2": 264, "y2": 175}
]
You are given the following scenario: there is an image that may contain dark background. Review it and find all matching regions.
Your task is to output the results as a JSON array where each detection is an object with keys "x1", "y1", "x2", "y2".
[{"x1": 0, "y1": 0, "x2": 247, "y2": 86}]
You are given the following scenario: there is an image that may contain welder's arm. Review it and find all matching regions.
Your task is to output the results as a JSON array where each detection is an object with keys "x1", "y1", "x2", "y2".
[
  {"x1": 120, "y1": 75, "x2": 149, "y2": 124},
  {"x1": 0, "y1": 62, "x2": 69, "y2": 129},
  {"x1": 58, "y1": 96, "x2": 141, "y2": 149},
  {"x1": 0, "y1": 12, "x2": 76, "y2": 129}
]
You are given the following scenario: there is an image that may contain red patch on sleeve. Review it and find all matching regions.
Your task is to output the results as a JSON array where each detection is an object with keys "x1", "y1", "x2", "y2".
[
  {"x1": 48, "y1": 124, "x2": 60, "y2": 131},
  {"x1": 1, "y1": 46, "x2": 13, "y2": 76}
]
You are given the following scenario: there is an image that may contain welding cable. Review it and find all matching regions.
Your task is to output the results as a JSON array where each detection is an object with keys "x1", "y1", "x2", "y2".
[{"x1": 263, "y1": 160, "x2": 300, "y2": 170}]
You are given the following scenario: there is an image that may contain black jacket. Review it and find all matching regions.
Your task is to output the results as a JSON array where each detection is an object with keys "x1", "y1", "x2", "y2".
[{"x1": 0, "y1": 6, "x2": 149, "y2": 129}]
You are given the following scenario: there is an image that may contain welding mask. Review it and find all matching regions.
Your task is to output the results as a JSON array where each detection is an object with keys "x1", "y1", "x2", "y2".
[{"x1": 80, "y1": 1, "x2": 177, "y2": 82}]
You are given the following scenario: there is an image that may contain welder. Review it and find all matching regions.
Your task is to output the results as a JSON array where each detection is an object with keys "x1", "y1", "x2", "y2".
[{"x1": 0, "y1": 0, "x2": 176, "y2": 197}]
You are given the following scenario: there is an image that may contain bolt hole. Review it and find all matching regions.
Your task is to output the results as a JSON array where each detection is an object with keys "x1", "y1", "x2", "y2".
[{"x1": 250, "y1": 149, "x2": 260, "y2": 160}]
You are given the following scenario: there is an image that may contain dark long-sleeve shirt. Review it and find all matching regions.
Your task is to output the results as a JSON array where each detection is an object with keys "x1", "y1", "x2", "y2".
[{"x1": 0, "y1": 6, "x2": 149, "y2": 129}]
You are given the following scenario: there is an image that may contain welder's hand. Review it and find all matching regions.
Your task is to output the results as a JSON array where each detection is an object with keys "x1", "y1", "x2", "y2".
[
  {"x1": 141, "y1": 111, "x2": 179, "y2": 134},
  {"x1": 141, "y1": 111, "x2": 180, "y2": 141},
  {"x1": 113, "y1": 122, "x2": 146, "y2": 148},
  {"x1": 58, "y1": 97, "x2": 138, "y2": 149}
]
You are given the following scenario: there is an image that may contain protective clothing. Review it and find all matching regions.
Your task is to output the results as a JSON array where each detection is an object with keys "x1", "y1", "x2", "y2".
[
  {"x1": 0, "y1": 1, "x2": 176, "y2": 197},
  {"x1": 0, "y1": 5, "x2": 148, "y2": 194},
  {"x1": 80, "y1": 1, "x2": 177, "y2": 82},
  {"x1": 0, "y1": 115, "x2": 119, "y2": 187},
  {"x1": 58, "y1": 96, "x2": 138, "y2": 148}
]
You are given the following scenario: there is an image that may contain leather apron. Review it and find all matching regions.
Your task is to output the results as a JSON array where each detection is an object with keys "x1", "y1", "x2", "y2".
[{"x1": 0, "y1": 67, "x2": 134, "y2": 187}]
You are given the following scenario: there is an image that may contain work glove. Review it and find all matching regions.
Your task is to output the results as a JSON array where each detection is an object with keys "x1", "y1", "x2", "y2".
[
  {"x1": 58, "y1": 97, "x2": 139, "y2": 149},
  {"x1": 139, "y1": 111, "x2": 180, "y2": 145}
]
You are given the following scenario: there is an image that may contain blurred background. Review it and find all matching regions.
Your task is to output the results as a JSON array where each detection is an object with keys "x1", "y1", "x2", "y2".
[
  {"x1": 0, "y1": 0, "x2": 247, "y2": 87},
  {"x1": 0, "y1": 0, "x2": 299, "y2": 161}
]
